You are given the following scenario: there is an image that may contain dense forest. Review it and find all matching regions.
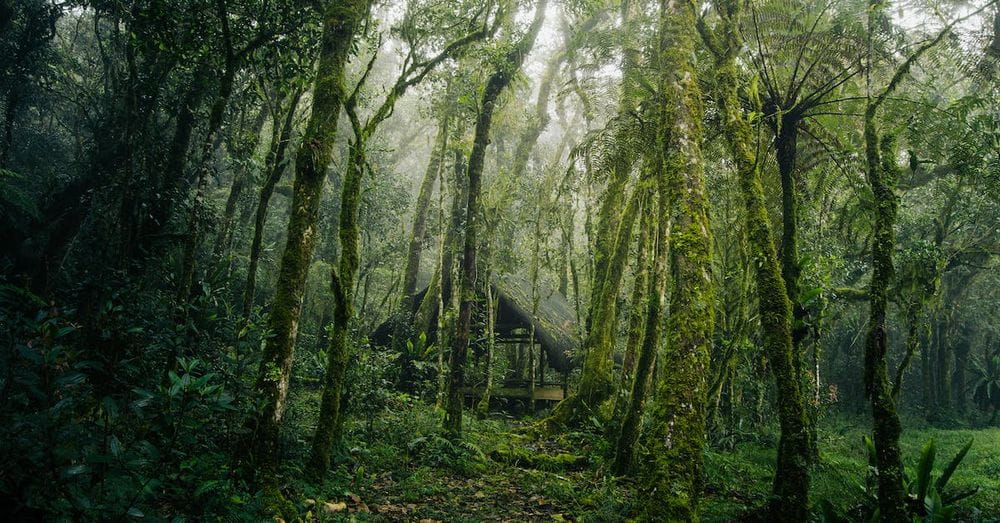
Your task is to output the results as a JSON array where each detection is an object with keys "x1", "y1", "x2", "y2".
[{"x1": 1, "y1": 0, "x2": 999, "y2": 520}]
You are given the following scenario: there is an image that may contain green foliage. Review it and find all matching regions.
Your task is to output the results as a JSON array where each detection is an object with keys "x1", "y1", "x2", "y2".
[
  {"x1": 0, "y1": 168, "x2": 39, "y2": 222},
  {"x1": 849, "y1": 435, "x2": 978, "y2": 522},
  {"x1": 1, "y1": 0, "x2": 999, "y2": 517},
  {"x1": 407, "y1": 434, "x2": 488, "y2": 476},
  {"x1": 904, "y1": 439, "x2": 978, "y2": 512},
  {"x1": 0, "y1": 282, "x2": 268, "y2": 519},
  {"x1": 345, "y1": 344, "x2": 407, "y2": 433},
  {"x1": 971, "y1": 350, "x2": 1000, "y2": 414}
]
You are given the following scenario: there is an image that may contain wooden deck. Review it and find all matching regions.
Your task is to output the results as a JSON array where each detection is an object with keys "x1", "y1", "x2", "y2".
[{"x1": 460, "y1": 385, "x2": 565, "y2": 401}]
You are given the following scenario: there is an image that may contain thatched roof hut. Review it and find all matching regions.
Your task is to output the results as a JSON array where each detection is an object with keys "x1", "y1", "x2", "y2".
[{"x1": 370, "y1": 273, "x2": 580, "y2": 372}]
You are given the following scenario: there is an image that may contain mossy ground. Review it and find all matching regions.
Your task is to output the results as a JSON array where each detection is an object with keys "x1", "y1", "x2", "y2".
[{"x1": 280, "y1": 397, "x2": 1000, "y2": 522}]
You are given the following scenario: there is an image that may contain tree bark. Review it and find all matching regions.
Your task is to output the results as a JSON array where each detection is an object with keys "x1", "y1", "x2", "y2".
[
  {"x1": 396, "y1": 116, "x2": 449, "y2": 390},
  {"x1": 705, "y1": 1, "x2": 811, "y2": 517},
  {"x1": 476, "y1": 267, "x2": 497, "y2": 416},
  {"x1": 444, "y1": 0, "x2": 548, "y2": 437},
  {"x1": 175, "y1": 0, "x2": 238, "y2": 310},
  {"x1": 543, "y1": 0, "x2": 643, "y2": 430},
  {"x1": 243, "y1": 87, "x2": 304, "y2": 317},
  {"x1": 245, "y1": 0, "x2": 368, "y2": 477},
  {"x1": 862, "y1": 113, "x2": 908, "y2": 522},
  {"x1": 642, "y1": 0, "x2": 714, "y2": 518},
  {"x1": 308, "y1": 138, "x2": 364, "y2": 476},
  {"x1": 547, "y1": 181, "x2": 640, "y2": 427},
  {"x1": 612, "y1": 178, "x2": 659, "y2": 475}
]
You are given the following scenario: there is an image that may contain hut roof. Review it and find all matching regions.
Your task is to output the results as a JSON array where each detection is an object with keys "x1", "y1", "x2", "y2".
[
  {"x1": 491, "y1": 274, "x2": 578, "y2": 372},
  {"x1": 369, "y1": 273, "x2": 580, "y2": 372}
]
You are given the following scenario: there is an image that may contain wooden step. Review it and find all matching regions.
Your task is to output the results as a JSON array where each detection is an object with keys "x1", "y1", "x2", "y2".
[{"x1": 460, "y1": 385, "x2": 565, "y2": 401}]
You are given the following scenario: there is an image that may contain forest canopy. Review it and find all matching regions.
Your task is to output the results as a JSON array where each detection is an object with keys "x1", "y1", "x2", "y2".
[{"x1": 1, "y1": 0, "x2": 999, "y2": 520}]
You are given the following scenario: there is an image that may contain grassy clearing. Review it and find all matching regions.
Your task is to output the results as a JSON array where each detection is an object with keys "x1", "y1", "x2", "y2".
[
  {"x1": 703, "y1": 416, "x2": 1000, "y2": 521},
  {"x1": 282, "y1": 400, "x2": 999, "y2": 521}
]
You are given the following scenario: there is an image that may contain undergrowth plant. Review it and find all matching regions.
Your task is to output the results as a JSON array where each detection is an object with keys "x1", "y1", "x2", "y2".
[{"x1": 820, "y1": 436, "x2": 978, "y2": 522}]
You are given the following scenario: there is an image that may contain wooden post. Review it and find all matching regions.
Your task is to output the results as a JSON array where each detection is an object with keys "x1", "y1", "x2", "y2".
[
  {"x1": 528, "y1": 325, "x2": 536, "y2": 411},
  {"x1": 539, "y1": 342, "x2": 546, "y2": 385}
]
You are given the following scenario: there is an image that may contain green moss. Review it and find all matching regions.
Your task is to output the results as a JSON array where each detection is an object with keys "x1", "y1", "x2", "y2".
[
  {"x1": 246, "y1": 0, "x2": 368, "y2": 477},
  {"x1": 490, "y1": 441, "x2": 587, "y2": 472},
  {"x1": 309, "y1": 140, "x2": 365, "y2": 478},
  {"x1": 639, "y1": 1, "x2": 715, "y2": 519},
  {"x1": 702, "y1": 1, "x2": 814, "y2": 518},
  {"x1": 262, "y1": 486, "x2": 299, "y2": 521},
  {"x1": 861, "y1": 78, "x2": 908, "y2": 521}
]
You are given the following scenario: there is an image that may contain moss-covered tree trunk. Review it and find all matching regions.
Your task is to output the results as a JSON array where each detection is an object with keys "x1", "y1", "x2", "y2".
[
  {"x1": 775, "y1": 120, "x2": 809, "y2": 362},
  {"x1": 396, "y1": 116, "x2": 449, "y2": 390},
  {"x1": 307, "y1": 0, "x2": 491, "y2": 467},
  {"x1": 858, "y1": 0, "x2": 964, "y2": 513},
  {"x1": 543, "y1": 0, "x2": 644, "y2": 430},
  {"x1": 444, "y1": 0, "x2": 547, "y2": 437},
  {"x1": 175, "y1": 0, "x2": 237, "y2": 310},
  {"x1": 308, "y1": 135, "x2": 364, "y2": 477},
  {"x1": 243, "y1": 87, "x2": 303, "y2": 317},
  {"x1": 586, "y1": 0, "x2": 641, "y2": 315},
  {"x1": 610, "y1": 181, "x2": 653, "y2": 428},
  {"x1": 476, "y1": 266, "x2": 496, "y2": 416},
  {"x1": 704, "y1": 1, "x2": 811, "y2": 517},
  {"x1": 547, "y1": 181, "x2": 640, "y2": 427},
  {"x1": 437, "y1": 149, "x2": 467, "y2": 405},
  {"x1": 893, "y1": 300, "x2": 926, "y2": 401},
  {"x1": 775, "y1": 115, "x2": 820, "y2": 463},
  {"x1": 862, "y1": 109, "x2": 908, "y2": 523},
  {"x1": 414, "y1": 146, "x2": 467, "y2": 339},
  {"x1": 245, "y1": 0, "x2": 368, "y2": 476},
  {"x1": 612, "y1": 178, "x2": 660, "y2": 476},
  {"x1": 642, "y1": 0, "x2": 714, "y2": 517}
]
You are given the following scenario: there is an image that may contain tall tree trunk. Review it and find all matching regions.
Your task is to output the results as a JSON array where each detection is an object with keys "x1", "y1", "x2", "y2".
[
  {"x1": 543, "y1": 0, "x2": 643, "y2": 430},
  {"x1": 776, "y1": 119, "x2": 809, "y2": 358},
  {"x1": 308, "y1": 0, "x2": 489, "y2": 465},
  {"x1": 856, "y1": 0, "x2": 964, "y2": 510},
  {"x1": 705, "y1": 2, "x2": 811, "y2": 517},
  {"x1": 396, "y1": 116, "x2": 449, "y2": 390},
  {"x1": 444, "y1": 0, "x2": 547, "y2": 437},
  {"x1": 548, "y1": 181, "x2": 640, "y2": 427},
  {"x1": 243, "y1": 87, "x2": 304, "y2": 316},
  {"x1": 476, "y1": 266, "x2": 496, "y2": 416},
  {"x1": 175, "y1": 0, "x2": 238, "y2": 310},
  {"x1": 893, "y1": 301, "x2": 924, "y2": 401},
  {"x1": 952, "y1": 325, "x2": 970, "y2": 416},
  {"x1": 213, "y1": 104, "x2": 270, "y2": 261},
  {"x1": 612, "y1": 178, "x2": 659, "y2": 475},
  {"x1": 862, "y1": 115, "x2": 908, "y2": 523},
  {"x1": 588, "y1": 0, "x2": 641, "y2": 311},
  {"x1": 775, "y1": 116, "x2": 820, "y2": 462},
  {"x1": 528, "y1": 199, "x2": 543, "y2": 412},
  {"x1": 308, "y1": 136, "x2": 365, "y2": 476},
  {"x1": 611, "y1": 180, "x2": 653, "y2": 428},
  {"x1": 245, "y1": 0, "x2": 368, "y2": 477},
  {"x1": 412, "y1": 147, "x2": 465, "y2": 403},
  {"x1": 431, "y1": 149, "x2": 466, "y2": 406},
  {"x1": 642, "y1": 0, "x2": 714, "y2": 518}
]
